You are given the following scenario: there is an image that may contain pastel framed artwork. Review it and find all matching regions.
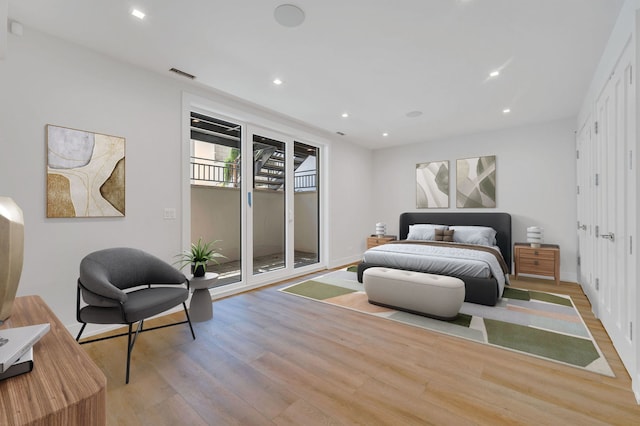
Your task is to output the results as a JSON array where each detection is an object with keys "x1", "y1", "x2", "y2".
[
  {"x1": 46, "y1": 124, "x2": 125, "y2": 218},
  {"x1": 416, "y1": 160, "x2": 449, "y2": 208},
  {"x1": 456, "y1": 155, "x2": 496, "y2": 208}
]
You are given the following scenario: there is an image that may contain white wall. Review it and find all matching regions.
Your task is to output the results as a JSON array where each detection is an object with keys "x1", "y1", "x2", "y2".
[
  {"x1": 294, "y1": 191, "x2": 319, "y2": 253},
  {"x1": 191, "y1": 186, "x2": 241, "y2": 261},
  {"x1": 191, "y1": 187, "x2": 320, "y2": 260},
  {"x1": 0, "y1": 28, "x2": 373, "y2": 331},
  {"x1": 371, "y1": 118, "x2": 578, "y2": 282},
  {"x1": 0, "y1": 0, "x2": 7, "y2": 60},
  {"x1": 252, "y1": 189, "x2": 286, "y2": 257},
  {"x1": 327, "y1": 141, "x2": 375, "y2": 266}
]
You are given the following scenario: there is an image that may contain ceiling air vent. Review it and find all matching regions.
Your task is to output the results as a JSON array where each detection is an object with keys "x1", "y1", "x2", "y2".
[{"x1": 169, "y1": 68, "x2": 196, "y2": 80}]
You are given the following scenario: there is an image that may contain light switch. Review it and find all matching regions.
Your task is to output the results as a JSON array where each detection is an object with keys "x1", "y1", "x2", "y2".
[{"x1": 163, "y1": 208, "x2": 176, "y2": 220}]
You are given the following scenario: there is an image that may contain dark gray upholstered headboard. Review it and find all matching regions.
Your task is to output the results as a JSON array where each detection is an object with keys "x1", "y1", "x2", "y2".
[{"x1": 398, "y1": 212, "x2": 512, "y2": 273}]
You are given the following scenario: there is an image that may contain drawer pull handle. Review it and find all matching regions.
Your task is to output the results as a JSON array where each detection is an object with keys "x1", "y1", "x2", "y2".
[
  {"x1": 534, "y1": 260, "x2": 539, "y2": 266},
  {"x1": 534, "y1": 251, "x2": 539, "y2": 255}
]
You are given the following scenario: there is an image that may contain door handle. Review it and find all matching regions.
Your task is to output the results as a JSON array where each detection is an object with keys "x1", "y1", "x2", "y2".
[{"x1": 601, "y1": 233, "x2": 615, "y2": 242}]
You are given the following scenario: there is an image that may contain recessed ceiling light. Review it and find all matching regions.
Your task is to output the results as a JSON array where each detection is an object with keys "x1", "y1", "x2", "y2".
[
  {"x1": 382, "y1": 132, "x2": 389, "y2": 137},
  {"x1": 274, "y1": 4, "x2": 306, "y2": 27},
  {"x1": 406, "y1": 111, "x2": 423, "y2": 118},
  {"x1": 503, "y1": 108, "x2": 511, "y2": 114},
  {"x1": 490, "y1": 70, "x2": 500, "y2": 77},
  {"x1": 273, "y1": 78, "x2": 283, "y2": 85},
  {"x1": 131, "y1": 9, "x2": 146, "y2": 20},
  {"x1": 341, "y1": 113, "x2": 349, "y2": 118}
]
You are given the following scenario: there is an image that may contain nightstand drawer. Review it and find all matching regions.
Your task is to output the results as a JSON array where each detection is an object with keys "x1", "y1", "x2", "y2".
[
  {"x1": 518, "y1": 258, "x2": 556, "y2": 275},
  {"x1": 366, "y1": 235, "x2": 397, "y2": 249},
  {"x1": 517, "y1": 247, "x2": 556, "y2": 260}
]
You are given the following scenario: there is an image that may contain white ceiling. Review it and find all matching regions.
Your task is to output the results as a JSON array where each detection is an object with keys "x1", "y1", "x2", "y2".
[{"x1": 7, "y1": 0, "x2": 624, "y2": 149}]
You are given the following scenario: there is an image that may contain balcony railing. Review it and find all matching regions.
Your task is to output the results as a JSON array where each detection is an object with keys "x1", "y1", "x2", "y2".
[
  {"x1": 191, "y1": 157, "x2": 316, "y2": 191},
  {"x1": 293, "y1": 170, "x2": 317, "y2": 191}
]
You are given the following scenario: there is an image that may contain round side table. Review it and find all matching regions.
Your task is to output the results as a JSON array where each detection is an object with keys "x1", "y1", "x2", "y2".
[{"x1": 189, "y1": 272, "x2": 218, "y2": 322}]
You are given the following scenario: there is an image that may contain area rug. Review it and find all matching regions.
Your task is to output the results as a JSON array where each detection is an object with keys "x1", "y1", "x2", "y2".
[{"x1": 280, "y1": 269, "x2": 614, "y2": 377}]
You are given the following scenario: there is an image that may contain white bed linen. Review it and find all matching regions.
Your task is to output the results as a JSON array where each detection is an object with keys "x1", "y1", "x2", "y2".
[{"x1": 363, "y1": 242, "x2": 508, "y2": 295}]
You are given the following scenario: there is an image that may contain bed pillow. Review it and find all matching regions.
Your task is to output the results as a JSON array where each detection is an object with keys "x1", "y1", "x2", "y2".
[
  {"x1": 448, "y1": 226, "x2": 497, "y2": 246},
  {"x1": 434, "y1": 228, "x2": 455, "y2": 242},
  {"x1": 406, "y1": 224, "x2": 448, "y2": 240}
]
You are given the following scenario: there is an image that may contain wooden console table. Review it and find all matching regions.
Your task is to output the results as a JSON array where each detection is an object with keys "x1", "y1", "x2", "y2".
[{"x1": 0, "y1": 295, "x2": 106, "y2": 425}]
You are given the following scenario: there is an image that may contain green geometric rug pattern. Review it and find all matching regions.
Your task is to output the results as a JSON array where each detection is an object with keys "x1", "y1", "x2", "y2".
[{"x1": 281, "y1": 269, "x2": 614, "y2": 377}]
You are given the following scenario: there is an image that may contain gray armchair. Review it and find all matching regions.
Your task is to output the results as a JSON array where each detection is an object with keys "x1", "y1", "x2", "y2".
[{"x1": 75, "y1": 247, "x2": 195, "y2": 383}]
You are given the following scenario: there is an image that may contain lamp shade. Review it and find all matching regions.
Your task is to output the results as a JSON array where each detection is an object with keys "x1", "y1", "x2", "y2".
[
  {"x1": 0, "y1": 197, "x2": 24, "y2": 321},
  {"x1": 375, "y1": 222, "x2": 386, "y2": 237},
  {"x1": 527, "y1": 226, "x2": 544, "y2": 248}
]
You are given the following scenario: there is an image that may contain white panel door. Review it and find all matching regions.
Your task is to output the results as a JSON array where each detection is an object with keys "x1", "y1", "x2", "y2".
[
  {"x1": 576, "y1": 116, "x2": 595, "y2": 308},
  {"x1": 593, "y1": 41, "x2": 634, "y2": 373}
]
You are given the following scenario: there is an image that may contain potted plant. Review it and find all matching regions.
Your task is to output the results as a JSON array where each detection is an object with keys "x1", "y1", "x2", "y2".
[{"x1": 175, "y1": 238, "x2": 226, "y2": 277}]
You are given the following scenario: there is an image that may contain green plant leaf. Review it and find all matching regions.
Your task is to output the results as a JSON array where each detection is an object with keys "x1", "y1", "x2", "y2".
[{"x1": 173, "y1": 237, "x2": 227, "y2": 271}]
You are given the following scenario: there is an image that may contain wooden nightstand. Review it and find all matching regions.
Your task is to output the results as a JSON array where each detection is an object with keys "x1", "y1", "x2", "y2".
[
  {"x1": 367, "y1": 235, "x2": 397, "y2": 249},
  {"x1": 514, "y1": 243, "x2": 560, "y2": 285}
]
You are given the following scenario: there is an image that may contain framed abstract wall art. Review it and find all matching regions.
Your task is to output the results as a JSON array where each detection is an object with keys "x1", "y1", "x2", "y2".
[
  {"x1": 416, "y1": 160, "x2": 449, "y2": 208},
  {"x1": 456, "y1": 155, "x2": 496, "y2": 208},
  {"x1": 46, "y1": 124, "x2": 125, "y2": 218}
]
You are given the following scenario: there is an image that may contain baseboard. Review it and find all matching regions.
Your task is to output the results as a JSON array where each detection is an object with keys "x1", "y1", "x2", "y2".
[
  {"x1": 328, "y1": 254, "x2": 363, "y2": 269},
  {"x1": 561, "y1": 271, "x2": 578, "y2": 283}
]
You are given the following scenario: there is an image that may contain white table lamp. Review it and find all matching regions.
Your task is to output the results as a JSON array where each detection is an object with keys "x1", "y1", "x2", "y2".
[{"x1": 527, "y1": 226, "x2": 544, "y2": 248}]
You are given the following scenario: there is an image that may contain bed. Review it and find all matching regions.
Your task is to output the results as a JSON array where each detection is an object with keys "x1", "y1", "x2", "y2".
[{"x1": 357, "y1": 212, "x2": 512, "y2": 306}]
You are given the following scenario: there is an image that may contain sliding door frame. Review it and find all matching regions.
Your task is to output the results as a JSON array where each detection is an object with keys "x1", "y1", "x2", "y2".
[
  {"x1": 246, "y1": 124, "x2": 292, "y2": 286},
  {"x1": 181, "y1": 92, "x2": 328, "y2": 298}
]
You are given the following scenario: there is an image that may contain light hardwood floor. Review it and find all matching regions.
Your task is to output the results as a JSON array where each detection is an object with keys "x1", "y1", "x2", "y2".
[{"x1": 82, "y1": 271, "x2": 640, "y2": 425}]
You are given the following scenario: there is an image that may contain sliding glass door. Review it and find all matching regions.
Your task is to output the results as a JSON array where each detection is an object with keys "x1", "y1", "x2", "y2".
[
  {"x1": 251, "y1": 132, "x2": 287, "y2": 276},
  {"x1": 189, "y1": 112, "x2": 242, "y2": 286},
  {"x1": 293, "y1": 141, "x2": 319, "y2": 268},
  {"x1": 187, "y1": 107, "x2": 322, "y2": 289},
  {"x1": 247, "y1": 129, "x2": 322, "y2": 280}
]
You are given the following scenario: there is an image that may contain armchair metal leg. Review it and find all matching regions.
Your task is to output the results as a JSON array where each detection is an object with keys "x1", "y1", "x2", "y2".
[
  {"x1": 75, "y1": 323, "x2": 87, "y2": 341},
  {"x1": 183, "y1": 302, "x2": 196, "y2": 340},
  {"x1": 78, "y1": 306, "x2": 195, "y2": 384},
  {"x1": 126, "y1": 323, "x2": 133, "y2": 384},
  {"x1": 125, "y1": 320, "x2": 146, "y2": 384}
]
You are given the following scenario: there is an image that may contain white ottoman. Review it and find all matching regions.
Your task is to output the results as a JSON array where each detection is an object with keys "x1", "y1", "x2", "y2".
[{"x1": 363, "y1": 267, "x2": 465, "y2": 320}]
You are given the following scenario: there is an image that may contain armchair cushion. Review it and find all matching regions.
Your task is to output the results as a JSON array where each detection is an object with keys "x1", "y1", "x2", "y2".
[
  {"x1": 78, "y1": 286, "x2": 189, "y2": 324},
  {"x1": 79, "y1": 248, "x2": 187, "y2": 303}
]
